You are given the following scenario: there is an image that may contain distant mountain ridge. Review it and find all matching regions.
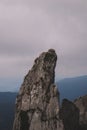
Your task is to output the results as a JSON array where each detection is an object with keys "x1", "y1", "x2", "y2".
[
  {"x1": 58, "y1": 75, "x2": 87, "y2": 101},
  {"x1": 0, "y1": 92, "x2": 17, "y2": 130}
]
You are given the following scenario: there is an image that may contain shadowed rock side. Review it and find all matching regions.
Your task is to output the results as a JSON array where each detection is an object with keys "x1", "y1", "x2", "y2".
[
  {"x1": 13, "y1": 49, "x2": 63, "y2": 130},
  {"x1": 59, "y1": 99, "x2": 79, "y2": 130}
]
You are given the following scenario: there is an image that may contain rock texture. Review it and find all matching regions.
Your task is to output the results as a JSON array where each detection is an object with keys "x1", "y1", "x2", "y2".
[
  {"x1": 13, "y1": 49, "x2": 63, "y2": 130},
  {"x1": 74, "y1": 95, "x2": 87, "y2": 130},
  {"x1": 59, "y1": 99, "x2": 79, "y2": 130}
]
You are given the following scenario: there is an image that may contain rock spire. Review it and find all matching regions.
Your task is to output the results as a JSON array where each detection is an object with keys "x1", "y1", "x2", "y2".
[{"x1": 13, "y1": 49, "x2": 63, "y2": 130}]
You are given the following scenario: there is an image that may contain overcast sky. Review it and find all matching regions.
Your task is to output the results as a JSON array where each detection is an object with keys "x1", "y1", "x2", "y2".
[{"x1": 0, "y1": 0, "x2": 87, "y2": 91}]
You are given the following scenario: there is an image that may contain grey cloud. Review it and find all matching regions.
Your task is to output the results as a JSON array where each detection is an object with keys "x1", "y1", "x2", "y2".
[{"x1": 0, "y1": 0, "x2": 87, "y2": 81}]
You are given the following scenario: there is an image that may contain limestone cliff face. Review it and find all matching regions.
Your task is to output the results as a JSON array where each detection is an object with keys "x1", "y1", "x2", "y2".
[{"x1": 13, "y1": 49, "x2": 63, "y2": 130}]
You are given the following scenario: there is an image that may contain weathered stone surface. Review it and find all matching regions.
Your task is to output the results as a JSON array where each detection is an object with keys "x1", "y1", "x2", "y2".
[
  {"x1": 13, "y1": 49, "x2": 63, "y2": 130},
  {"x1": 59, "y1": 99, "x2": 79, "y2": 130},
  {"x1": 74, "y1": 95, "x2": 87, "y2": 130}
]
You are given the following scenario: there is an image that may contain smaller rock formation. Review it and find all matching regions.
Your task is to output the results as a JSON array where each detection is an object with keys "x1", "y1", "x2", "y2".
[
  {"x1": 74, "y1": 95, "x2": 87, "y2": 130},
  {"x1": 59, "y1": 99, "x2": 79, "y2": 130}
]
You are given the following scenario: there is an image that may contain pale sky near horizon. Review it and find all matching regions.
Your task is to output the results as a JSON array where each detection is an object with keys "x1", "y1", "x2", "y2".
[{"x1": 0, "y1": 0, "x2": 87, "y2": 91}]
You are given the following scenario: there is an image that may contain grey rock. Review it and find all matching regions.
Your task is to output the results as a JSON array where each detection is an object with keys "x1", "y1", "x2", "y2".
[
  {"x1": 74, "y1": 95, "x2": 87, "y2": 129},
  {"x1": 13, "y1": 49, "x2": 63, "y2": 130}
]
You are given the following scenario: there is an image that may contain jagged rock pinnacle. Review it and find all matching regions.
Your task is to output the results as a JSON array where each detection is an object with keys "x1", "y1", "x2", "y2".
[{"x1": 13, "y1": 49, "x2": 63, "y2": 130}]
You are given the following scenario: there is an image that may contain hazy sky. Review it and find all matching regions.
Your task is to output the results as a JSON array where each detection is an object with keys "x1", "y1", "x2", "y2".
[{"x1": 0, "y1": 0, "x2": 87, "y2": 91}]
